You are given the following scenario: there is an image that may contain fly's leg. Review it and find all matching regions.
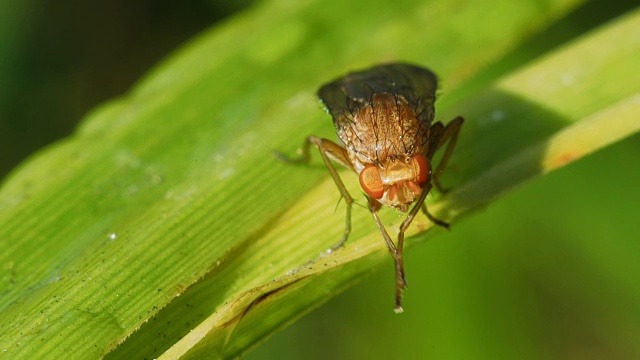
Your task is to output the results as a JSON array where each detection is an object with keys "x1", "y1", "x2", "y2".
[
  {"x1": 273, "y1": 138, "x2": 313, "y2": 164},
  {"x1": 369, "y1": 189, "x2": 428, "y2": 314},
  {"x1": 421, "y1": 202, "x2": 450, "y2": 230},
  {"x1": 430, "y1": 116, "x2": 464, "y2": 193},
  {"x1": 369, "y1": 168, "x2": 448, "y2": 313},
  {"x1": 419, "y1": 180, "x2": 450, "y2": 229},
  {"x1": 274, "y1": 136, "x2": 355, "y2": 250},
  {"x1": 274, "y1": 136, "x2": 354, "y2": 169},
  {"x1": 420, "y1": 116, "x2": 464, "y2": 229},
  {"x1": 368, "y1": 199, "x2": 405, "y2": 313}
]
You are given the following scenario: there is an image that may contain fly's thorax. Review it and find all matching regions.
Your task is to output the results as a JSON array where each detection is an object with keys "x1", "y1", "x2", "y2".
[
  {"x1": 358, "y1": 154, "x2": 431, "y2": 212},
  {"x1": 337, "y1": 93, "x2": 430, "y2": 167}
]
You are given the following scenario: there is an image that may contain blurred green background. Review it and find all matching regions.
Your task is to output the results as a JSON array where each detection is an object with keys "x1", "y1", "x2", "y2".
[{"x1": 1, "y1": 0, "x2": 638, "y2": 359}]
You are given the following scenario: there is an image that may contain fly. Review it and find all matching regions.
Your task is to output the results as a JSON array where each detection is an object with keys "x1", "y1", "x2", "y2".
[{"x1": 277, "y1": 63, "x2": 463, "y2": 313}]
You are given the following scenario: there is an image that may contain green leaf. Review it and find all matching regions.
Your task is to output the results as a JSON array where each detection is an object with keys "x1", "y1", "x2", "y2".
[{"x1": 1, "y1": 0, "x2": 639, "y2": 359}]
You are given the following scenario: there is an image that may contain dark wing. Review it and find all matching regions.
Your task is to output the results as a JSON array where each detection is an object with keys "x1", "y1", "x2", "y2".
[{"x1": 317, "y1": 63, "x2": 438, "y2": 125}]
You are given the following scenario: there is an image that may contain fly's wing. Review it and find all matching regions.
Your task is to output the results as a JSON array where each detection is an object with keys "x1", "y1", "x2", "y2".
[{"x1": 317, "y1": 63, "x2": 438, "y2": 125}]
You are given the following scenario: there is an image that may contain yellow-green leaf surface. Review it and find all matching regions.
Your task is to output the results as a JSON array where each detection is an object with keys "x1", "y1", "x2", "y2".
[{"x1": 1, "y1": 0, "x2": 639, "y2": 359}]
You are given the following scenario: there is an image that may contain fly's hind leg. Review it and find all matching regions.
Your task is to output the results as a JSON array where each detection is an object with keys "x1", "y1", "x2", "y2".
[
  {"x1": 421, "y1": 116, "x2": 464, "y2": 229},
  {"x1": 429, "y1": 116, "x2": 464, "y2": 193},
  {"x1": 274, "y1": 136, "x2": 355, "y2": 250},
  {"x1": 419, "y1": 182, "x2": 451, "y2": 230}
]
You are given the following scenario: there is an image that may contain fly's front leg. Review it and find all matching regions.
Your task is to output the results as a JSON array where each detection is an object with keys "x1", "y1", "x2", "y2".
[
  {"x1": 398, "y1": 186, "x2": 431, "y2": 257},
  {"x1": 368, "y1": 199, "x2": 407, "y2": 314},
  {"x1": 275, "y1": 136, "x2": 355, "y2": 250},
  {"x1": 411, "y1": 164, "x2": 450, "y2": 230}
]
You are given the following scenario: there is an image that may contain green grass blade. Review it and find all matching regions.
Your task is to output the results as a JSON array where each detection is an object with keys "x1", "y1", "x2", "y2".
[
  {"x1": 157, "y1": 8, "x2": 640, "y2": 358},
  {"x1": 2, "y1": 0, "x2": 639, "y2": 359}
]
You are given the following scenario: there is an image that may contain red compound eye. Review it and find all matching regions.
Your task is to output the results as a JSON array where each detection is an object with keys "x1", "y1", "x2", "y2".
[
  {"x1": 412, "y1": 154, "x2": 431, "y2": 186},
  {"x1": 359, "y1": 165, "x2": 384, "y2": 199}
]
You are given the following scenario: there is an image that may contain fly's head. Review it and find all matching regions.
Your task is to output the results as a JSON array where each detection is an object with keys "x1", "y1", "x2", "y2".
[{"x1": 358, "y1": 153, "x2": 431, "y2": 212}]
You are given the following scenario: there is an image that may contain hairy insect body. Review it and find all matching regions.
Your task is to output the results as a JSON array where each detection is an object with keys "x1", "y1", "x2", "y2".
[
  {"x1": 337, "y1": 94, "x2": 429, "y2": 167},
  {"x1": 337, "y1": 93, "x2": 431, "y2": 211},
  {"x1": 277, "y1": 63, "x2": 463, "y2": 312}
]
